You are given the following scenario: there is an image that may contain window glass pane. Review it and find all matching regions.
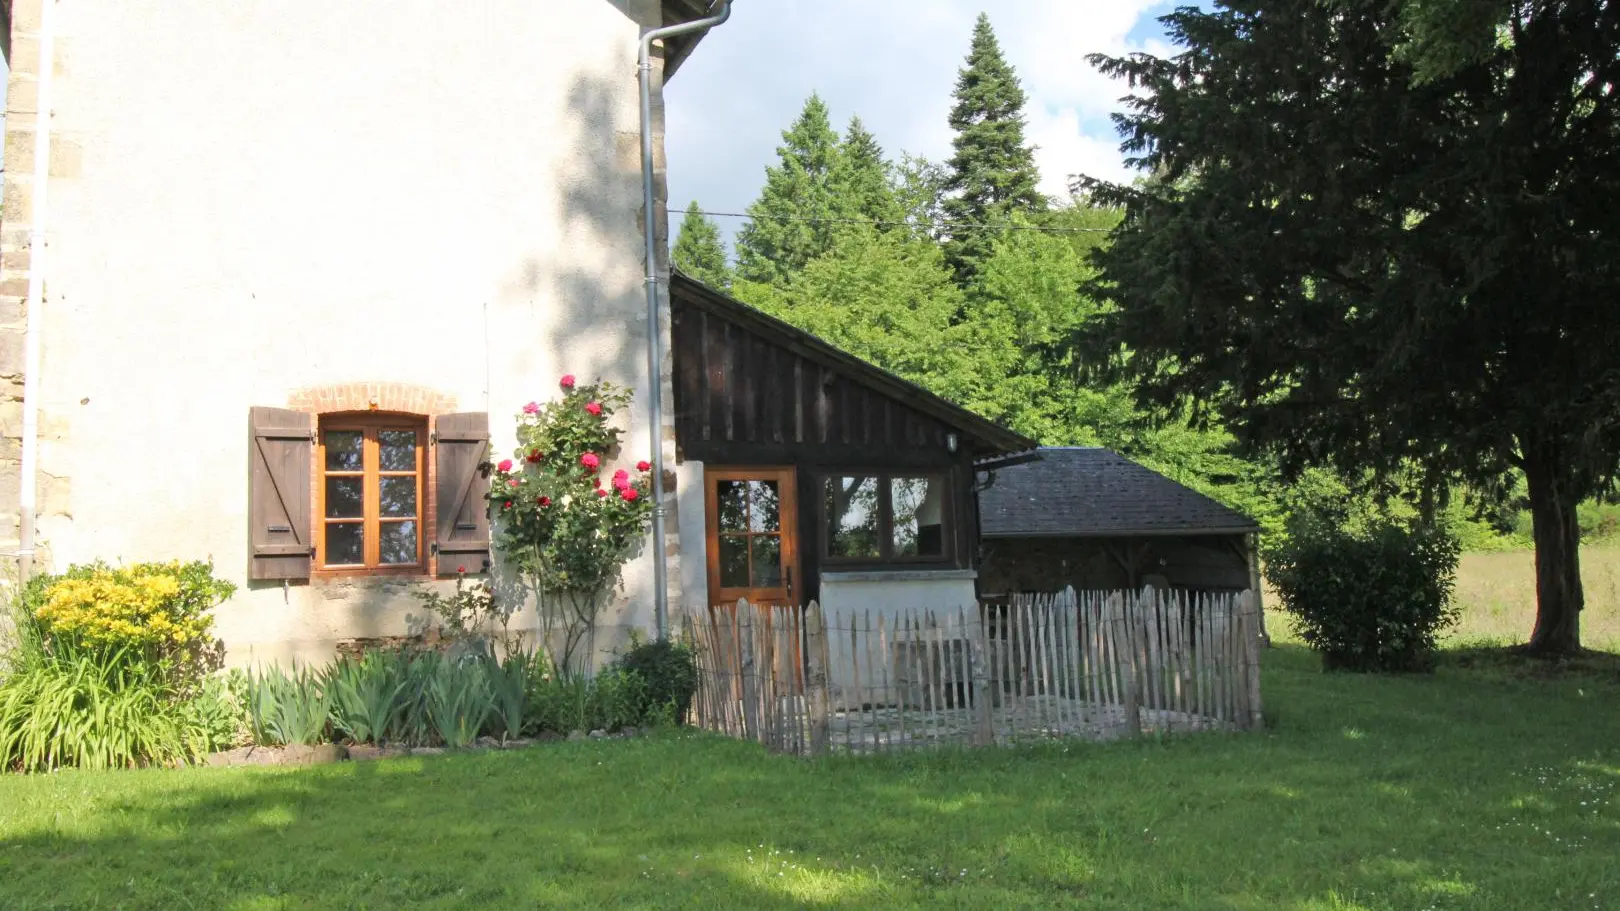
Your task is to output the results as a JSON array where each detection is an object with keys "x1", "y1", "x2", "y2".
[
  {"x1": 325, "y1": 523, "x2": 364, "y2": 565},
  {"x1": 324, "y1": 431, "x2": 362, "y2": 471},
  {"x1": 892, "y1": 476, "x2": 946, "y2": 557},
  {"x1": 716, "y1": 481, "x2": 748, "y2": 533},
  {"x1": 325, "y1": 477, "x2": 363, "y2": 518},
  {"x1": 379, "y1": 430, "x2": 417, "y2": 471},
  {"x1": 747, "y1": 481, "x2": 780, "y2": 532},
  {"x1": 379, "y1": 476, "x2": 417, "y2": 518},
  {"x1": 824, "y1": 476, "x2": 880, "y2": 558},
  {"x1": 718, "y1": 536, "x2": 749, "y2": 588},
  {"x1": 379, "y1": 521, "x2": 417, "y2": 565},
  {"x1": 751, "y1": 536, "x2": 782, "y2": 587}
]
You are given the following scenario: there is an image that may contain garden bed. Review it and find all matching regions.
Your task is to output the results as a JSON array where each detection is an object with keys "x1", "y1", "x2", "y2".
[{"x1": 204, "y1": 729, "x2": 644, "y2": 767}]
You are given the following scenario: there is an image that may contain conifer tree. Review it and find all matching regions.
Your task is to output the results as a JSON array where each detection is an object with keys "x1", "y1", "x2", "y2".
[
  {"x1": 672, "y1": 201, "x2": 731, "y2": 290},
  {"x1": 829, "y1": 116, "x2": 903, "y2": 228},
  {"x1": 941, "y1": 13, "x2": 1045, "y2": 285},
  {"x1": 734, "y1": 93, "x2": 842, "y2": 286}
]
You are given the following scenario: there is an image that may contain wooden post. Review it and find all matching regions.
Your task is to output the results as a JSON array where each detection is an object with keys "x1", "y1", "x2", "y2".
[
  {"x1": 1241, "y1": 590, "x2": 1264, "y2": 730},
  {"x1": 1110, "y1": 592, "x2": 1141, "y2": 737},
  {"x1": 1247, "y1": 532, "x2": 1270, "y2": 647},
  {"x1": 737, "y1": 600, "x2": 759, "y2": 743},
  {"x1": 803, "y1": 601, "x2": 829, "y2": 755},
  {"x1": 966, "y1": 605, "x2": 994, "y2": 746}
]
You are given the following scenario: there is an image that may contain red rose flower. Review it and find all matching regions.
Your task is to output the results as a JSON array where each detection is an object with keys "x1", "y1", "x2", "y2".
[
  {"x1": 613, "y1": 475, "x2": 630, "y2": 490},
  {"x1": 507, "y1": 478, "x2": 520, "y2": 488},
  {"x1": 620, "y1": 487, "x2": 639, "y2": 502},
  {"x1": 538, "y1": 496, "x2": 551, "y2": 506},
  {"x1": 456, "y1": 565, "x2": 467, "y2": 574},
  {"x1": 559, "y1": 374, "x2": 575, "y2": 389},
  {"x1": 580, "y1": 452, "x2": 600, "y2": 469},
  {"x1": 613, "y1": 468, "x2": 629, "y2": 480},
  {"x1": 595, "y1": 488, "x2": 609, "y2": 498},
  {"x1": 526, "y1": 449, "x2": 543, "y2": 463},
  {"x1": 502, "y1": 500, "x2": 513, "y2": 510},
  {"x1": 584, "y1": 401, "x2": 603, "y2": 416},
  {"x1": 522, "y1": 401, "x2": 540, "y2": 415},
  {"x1": 497, "y1": 459, "x2": 514, "y2": 473},
  {"x1": 636, "y1": 460, "x2": 651, "y2": 471}
]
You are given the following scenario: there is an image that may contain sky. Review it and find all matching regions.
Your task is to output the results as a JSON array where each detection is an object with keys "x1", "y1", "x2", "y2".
[{"x1": 665, "y1": 1, "x2": 1181, "y2": 250}]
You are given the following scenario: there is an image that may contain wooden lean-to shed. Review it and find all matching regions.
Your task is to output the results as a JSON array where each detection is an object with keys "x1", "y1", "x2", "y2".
[
  {"x1": 668, "y1": 271, "x2": 1035, "y2": 616},
  {"x1": 976, "y1": 447, "x2": 1262, "y2": 600}
]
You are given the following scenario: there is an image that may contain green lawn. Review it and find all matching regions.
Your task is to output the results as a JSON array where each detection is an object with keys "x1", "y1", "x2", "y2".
[{"x1": 2, "y1": 644, "x2": 1618, "y2": 910}]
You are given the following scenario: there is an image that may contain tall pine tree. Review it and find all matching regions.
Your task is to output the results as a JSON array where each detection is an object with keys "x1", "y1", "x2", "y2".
[
  {"x1": 942, "y1": 13, "x2": 1045, "y2": 285},
  {"x1": 734, "y1": 93, "x2": 842, "y2": 286},
  {"x1": 829, "y1": 116, "x2": 903, "y2": 227},
  {"x1": 672, "y1": 201, "x2": 731, "y2": 290}
]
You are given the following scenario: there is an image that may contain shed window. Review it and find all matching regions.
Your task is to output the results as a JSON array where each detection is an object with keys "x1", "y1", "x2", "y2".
[
  {"x1": 318, "y1": 416, "x2": 426, "y2": 571},
  {"x1": 823, "y1": 474, "x2": 949, "y2": 562}
]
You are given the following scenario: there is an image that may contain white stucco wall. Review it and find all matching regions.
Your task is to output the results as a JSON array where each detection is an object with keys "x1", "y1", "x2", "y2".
[
  {"x1": 675, "y1": 459, "x2": 708, "y2": 611},
  {"x1": 28, "y1": 0, "x2": 677, "y2": 666}
]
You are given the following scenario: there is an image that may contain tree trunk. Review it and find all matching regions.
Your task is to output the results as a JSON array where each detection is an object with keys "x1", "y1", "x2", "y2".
[{"x1": 1524, "y1": 453, "x2": 1583, "y2": 655}]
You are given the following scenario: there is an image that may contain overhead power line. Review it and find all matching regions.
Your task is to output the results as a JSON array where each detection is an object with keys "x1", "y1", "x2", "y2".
[{"x1": 680, "y1": 207, "x2": 1115, "y2": 234}]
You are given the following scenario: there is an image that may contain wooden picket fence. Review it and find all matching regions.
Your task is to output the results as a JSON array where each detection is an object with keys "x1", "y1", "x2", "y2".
[{"x1": 680, "y1": 587, "x2": 1264, "y2": 755}]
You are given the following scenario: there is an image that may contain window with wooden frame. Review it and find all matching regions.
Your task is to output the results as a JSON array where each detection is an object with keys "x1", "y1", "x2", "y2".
[
  {"x1": 317, "y1": 415, "x2": 427, "y2": 573},
  {"x1": 822, "y1": 473, "x2": 950, "y2": 563}
]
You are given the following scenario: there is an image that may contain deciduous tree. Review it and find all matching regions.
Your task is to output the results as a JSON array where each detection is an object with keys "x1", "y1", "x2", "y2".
[{"x1": 1082, "y1": 0, "x2": 1620, "y2": 654}]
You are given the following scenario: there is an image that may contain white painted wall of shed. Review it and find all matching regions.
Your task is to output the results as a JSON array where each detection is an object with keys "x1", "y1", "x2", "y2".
[
  {"x1": 818, "y1": 572, "x2": 979, "y2": 708},
  {"x1": 29, "y1": 0, "x2": 675, "y2": 666}
]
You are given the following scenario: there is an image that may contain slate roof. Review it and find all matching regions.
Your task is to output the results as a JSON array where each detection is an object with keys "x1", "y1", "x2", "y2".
[{"x1": 978, "y1": 447, "x2": 1259, "y2": 538}]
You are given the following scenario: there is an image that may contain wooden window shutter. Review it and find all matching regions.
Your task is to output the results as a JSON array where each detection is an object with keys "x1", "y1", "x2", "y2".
[
  {"x1": 433, "y1": 412, "x2": 492, "y2": 575},
  {"x1": 248, "y1": 406, "x2": 314, "y2": 581}
]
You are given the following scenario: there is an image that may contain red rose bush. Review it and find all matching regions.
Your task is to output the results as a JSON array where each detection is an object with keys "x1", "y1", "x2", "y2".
[{"x1": 486, "y1": 375, "x2": 655, "y2": 673}]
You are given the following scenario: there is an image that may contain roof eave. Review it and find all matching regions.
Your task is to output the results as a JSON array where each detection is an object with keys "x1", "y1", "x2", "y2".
[
  {"x1": 660, "y1": 0, "x2": 721, "y2": 82},
  {"x1": 670, "y1": 272, "x2": 1037, "y2": 456},
  {"x1": 982, "y1": 526, "x2": 1262, "y2": 540}
]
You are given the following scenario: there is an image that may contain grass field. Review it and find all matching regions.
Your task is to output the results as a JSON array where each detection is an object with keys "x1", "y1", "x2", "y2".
[
  {"x1": 0, "y1": 549, "x2": 1615, "y2": 910},
  {"x1": 1446, "y1": 546, "x2": 1620, "y2": 651},
  {"x1": 2, "y1": 642, "x2": 1618, "y2": 910}
]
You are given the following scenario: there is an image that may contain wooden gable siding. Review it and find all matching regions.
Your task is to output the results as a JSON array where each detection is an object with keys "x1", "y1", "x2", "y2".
[{"x1": 672, "y1": 304, "x2": 957, "y2": 465}]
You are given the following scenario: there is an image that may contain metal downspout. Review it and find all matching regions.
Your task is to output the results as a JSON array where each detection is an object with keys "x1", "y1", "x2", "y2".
[{"x1": 639, "y1": 2, "x2": 731, "y2": 639}]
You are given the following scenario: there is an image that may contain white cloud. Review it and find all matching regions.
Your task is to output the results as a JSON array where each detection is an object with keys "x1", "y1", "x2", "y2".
[{"x1": 666, "y1": 1, "x2": 1178, "y2": 242}]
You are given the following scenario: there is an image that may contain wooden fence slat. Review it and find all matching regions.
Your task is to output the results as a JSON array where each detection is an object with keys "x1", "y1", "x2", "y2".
[
  {"x1": 1049, "y1": 593, "x2": 1068, "y2": 733},
  {"x1": 1192, "y1": 590, "x2": 1205, "y2": 722},
  {"x1": 738, "y1": 601, "x2": 758, "y2": 743},
  {"x1": 1218, "y1": 597, "x2": 1233, "y2": 726},
  {"x1": 868, "y1": 606, "x2": 881, "y2": 748},
  {"x1": 1145, "y1": 586, "x2": 1163, "y2": 718},
  {"x1": 1244, "y1": 590, "x2": 1265, "y2": 731},
  {"x1": 879, "y1": 611, "x2": 894, "y2": 751},
  {"x1": 926, "y1": 609, "x2": 939, "y2": 739},
  {"x1": 1020, "y1": 597, "x2": 1037, "y2": 738},
  {"x1": 1179, "y1": 593, "x2": 1192, "y2": 726},
  {"x1": 955, "y1": 606, "x2": 974, "y2": 726},
  {"x1": 1092, "y1": 593, "x2": 1110, "y2": 716},
  {"x1": 1042, "y1": 593, "x2": 1061, "y2": 734}
]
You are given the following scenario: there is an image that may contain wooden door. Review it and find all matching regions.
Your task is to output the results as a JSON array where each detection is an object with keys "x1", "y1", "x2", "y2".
[{"x1": 705, "y1": 467, "x2": 800, "y2": 608}]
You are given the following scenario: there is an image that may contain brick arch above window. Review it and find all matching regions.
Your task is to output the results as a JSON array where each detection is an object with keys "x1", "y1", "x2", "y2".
[{"x1": 287, "y1": 383, "x2": 458, "y2": 417}]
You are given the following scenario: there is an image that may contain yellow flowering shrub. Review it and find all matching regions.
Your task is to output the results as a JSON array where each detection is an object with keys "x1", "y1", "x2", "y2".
[{"x1": 24, "y1": 561, "x2": 235, "y2": 684}]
